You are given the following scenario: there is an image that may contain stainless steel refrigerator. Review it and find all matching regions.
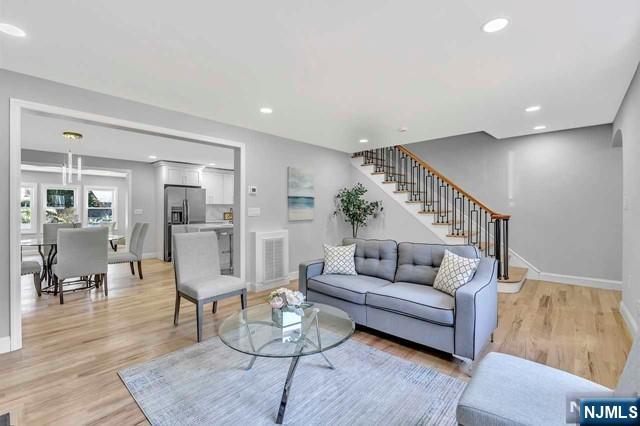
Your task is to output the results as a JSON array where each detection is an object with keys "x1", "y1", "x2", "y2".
[{"x1": 164, "y1": 185, "x2": 206, "y2": 261}]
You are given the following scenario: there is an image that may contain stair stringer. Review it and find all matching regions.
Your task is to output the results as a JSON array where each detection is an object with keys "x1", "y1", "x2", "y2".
[{"x1": 350, "y1": 157, "x2": 541, "y2": 281}]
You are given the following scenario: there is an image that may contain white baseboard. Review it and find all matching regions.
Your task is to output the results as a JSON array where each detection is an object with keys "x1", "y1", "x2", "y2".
[
  {"x1": 538, "y1": 272, "x2": 622, "y2": 291},
  {"x1": 143, "y1": 252, "x2": 161, "y2": 260},
  {"x1": 0, "y1": 336, "x2": 11, "y2": 354},
  {"x1": 248, "y1": 271, "x2": 298, "y2": 293},
  {"x1": 620, "y1": 300, "x2": 638, "y2": 337}
]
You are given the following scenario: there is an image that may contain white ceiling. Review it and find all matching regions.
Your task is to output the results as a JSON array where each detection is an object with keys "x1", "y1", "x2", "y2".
[
  {"x1": 21, "y1": 112, "x2": 236, "y2": 169},
  {"x1": 2, "y1": 1, "x2": 640, "y2": 152}
]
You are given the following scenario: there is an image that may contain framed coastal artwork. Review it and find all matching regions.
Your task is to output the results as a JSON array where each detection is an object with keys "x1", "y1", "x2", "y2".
[{"x1": 287, "y1": 167, "x2": 314, "y2": 221}]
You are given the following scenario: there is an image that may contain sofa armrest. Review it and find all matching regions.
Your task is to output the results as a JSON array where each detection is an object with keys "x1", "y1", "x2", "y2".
[
  {"x1": 299, "y1": 259, "x2": 324, "y2": 295},
  {"x1": 454, "y1": 257, "x2": 498, "y2": 360}
]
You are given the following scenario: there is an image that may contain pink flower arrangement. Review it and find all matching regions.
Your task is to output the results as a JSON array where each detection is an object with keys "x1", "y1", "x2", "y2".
[{"x1": 267, "y1": 288, "x2": 305, "y2": 316}]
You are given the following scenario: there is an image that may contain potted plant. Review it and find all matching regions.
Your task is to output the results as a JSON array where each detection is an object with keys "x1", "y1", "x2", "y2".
[
  {"x1": 267, "y1": 288, "x2": 306, "y2": 327},
  {"x1": 334, "y1": 183, "x2": 383, "y2": 238}
]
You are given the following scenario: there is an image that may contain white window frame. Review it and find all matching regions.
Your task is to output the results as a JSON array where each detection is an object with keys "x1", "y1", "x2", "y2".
[
  {"x1": 83, "y1": 185, "x2": 118, "y2": 229},
  {"x1": 40, "y1": 184, "x2": 80, "y2": 230},
  {"x1": 20, "y1": 182, "x2": 37, "y2": 234}
]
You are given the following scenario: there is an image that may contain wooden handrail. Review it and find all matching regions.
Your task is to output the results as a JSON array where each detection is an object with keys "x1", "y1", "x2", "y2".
[{"x1": 395, "y1": 145, "x2": 510, "y2": 219}]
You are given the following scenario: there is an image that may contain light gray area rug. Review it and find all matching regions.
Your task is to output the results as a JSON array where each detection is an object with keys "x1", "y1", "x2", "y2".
[{"x1": 119, "y1": 338, "x2": 466, "y2": 425}]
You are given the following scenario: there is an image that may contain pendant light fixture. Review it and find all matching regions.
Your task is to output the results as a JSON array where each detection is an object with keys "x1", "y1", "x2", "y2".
[{"x1": 62, "y1": 131, "x2": 83, "y2": 184}]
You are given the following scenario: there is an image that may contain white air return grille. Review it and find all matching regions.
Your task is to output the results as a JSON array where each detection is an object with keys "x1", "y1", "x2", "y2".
[
  {"x1": 253, "y1": 230, "x2": 289, "y2": 290},
  {"x1": 263, "y1": 237, "x2": 285, "y2": 282}
]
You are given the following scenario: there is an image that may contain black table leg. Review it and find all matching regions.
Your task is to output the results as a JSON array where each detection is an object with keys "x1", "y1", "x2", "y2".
[
  {"x1": 37, "y1": 245, "x2": 48, "y2": 282},
  {"x1": 109, "y1": 240, "x2": 118, "y2": 251},
  {"x1": 276, "y1": 355, "x2": 301, "y2": 424}
]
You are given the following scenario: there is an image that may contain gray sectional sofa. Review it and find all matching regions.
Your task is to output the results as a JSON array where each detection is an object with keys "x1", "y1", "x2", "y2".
[{"x1": 299, "y1": 238, "x2": 498, "y2": 360}]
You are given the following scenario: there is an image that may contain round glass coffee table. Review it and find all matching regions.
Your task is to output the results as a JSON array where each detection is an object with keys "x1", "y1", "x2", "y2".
[{"x1": 219, "y1": 302, "x2": 355, "y2": 424}]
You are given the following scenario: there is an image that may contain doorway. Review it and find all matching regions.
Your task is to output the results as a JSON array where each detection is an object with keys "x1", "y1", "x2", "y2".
[{"x1": 9, "y1": 99, "x2": 246, "y2": 352}]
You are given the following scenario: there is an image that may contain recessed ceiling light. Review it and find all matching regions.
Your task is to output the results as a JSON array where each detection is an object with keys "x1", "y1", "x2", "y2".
[
  {"x1": 260, "y1": 107, "x2": 273, "y2": 114},
  {"x1": 482, "y1": 18, "x2": 509, "y2": 33},
  {"x1": 208, "y1": 163, "x2": 216, "y2": 166},
  {"x1": 62, "y1": 131, "x2": 83, "y2": 140},
  {"x1": 398, "y1": 127, "x2": 409, "y2": 133},
  {"x1": 525, "y1": 105, "x2": 541, "y2": 112},
  {"x1": 148, "y1": 155, "x2": 157, "y2": 159},
  {"x1": 0, "y1": 23, "x2": 26, "y2": 37},
  {"x1": 359, "y1": 139, "x2": 369, "y2": 143},
  {"x1": 533, "y1": 125, "x2": 547, "y2": 131}
]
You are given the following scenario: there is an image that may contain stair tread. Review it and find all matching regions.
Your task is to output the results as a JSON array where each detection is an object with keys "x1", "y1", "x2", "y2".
[
  {"x1": 498, "y1": 267, "x2": 528, "y2": 283},
  {"x1": 446, "y1": 232, "x2": 477, "y2": 238}
]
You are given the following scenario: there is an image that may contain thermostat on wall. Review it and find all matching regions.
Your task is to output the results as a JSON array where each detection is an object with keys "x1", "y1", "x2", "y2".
[{"x1": 248, "y1": 185, "x2": 258, "y2": 195}]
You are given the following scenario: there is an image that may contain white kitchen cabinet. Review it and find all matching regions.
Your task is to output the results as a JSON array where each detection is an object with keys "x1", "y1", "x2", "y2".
[
  {"x1": 162, "y1": 164, "x2": 202, "y2": 186},
  {"x1": 202, "y1": 170, "x2": 234, "y2": 205},
  {"x1": 223, "y1": 173, "x2": 234, "y2": 204},
  {"x1": 202, "y1": 171, "x2": 224, "y2": 204},
  {"x1": 183, "y1": 168, "x2": 201, "y2": 186},
  {"x1": 166, "y1": 167, "x2": 184, "y2": 185}
]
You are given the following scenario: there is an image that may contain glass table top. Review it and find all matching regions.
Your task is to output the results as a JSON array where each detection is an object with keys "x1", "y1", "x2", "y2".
[
  {"x1": 219, "y1": 303, "x2": 355, "y2": 358},
  {"x1": 21, "y1": 234, "x2": 124, "y2": 247}
]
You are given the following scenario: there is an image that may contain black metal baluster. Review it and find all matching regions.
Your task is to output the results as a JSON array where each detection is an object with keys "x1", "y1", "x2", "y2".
[{"x1": 503, "y1": 219, "x2": 509, "y2": 279}]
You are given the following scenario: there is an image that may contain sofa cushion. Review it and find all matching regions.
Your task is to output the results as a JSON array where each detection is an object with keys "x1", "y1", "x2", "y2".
[
  {"x1": 395, "y1": 242, "x2": 479, "y2": 285},
  {"x1": 307, "y1": 274, "x2": 391, "y2": 305},
  {"x1": 343, "y1": 238, "x2": 397, "y2": 282},
  {"x1": 366, "y1": 282, "x2": 455, "y2": 325},
  {"x1": 457, "y1": 352, "x2": 611, "y2": 426}
]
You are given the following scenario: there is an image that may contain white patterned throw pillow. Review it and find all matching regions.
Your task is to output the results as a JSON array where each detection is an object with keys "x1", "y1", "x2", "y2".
[
  {"x1": 323, "y1": 244, "x2": 357, "y2": 275},
  {"x1": 433, "y1": 250, "x2": 480, "y2": 296}
]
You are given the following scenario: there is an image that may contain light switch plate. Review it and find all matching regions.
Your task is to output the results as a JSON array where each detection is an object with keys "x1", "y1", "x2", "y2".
[
  {"x1": 248, "y1": 207, "x2": 261, "y2": 217},
  {"x1": 134, "y1": 209, "x2": 143, "y2": 215}
]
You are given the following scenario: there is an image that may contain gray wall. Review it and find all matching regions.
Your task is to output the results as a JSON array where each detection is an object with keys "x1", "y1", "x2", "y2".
[
  {"x1": 405, "y1": 125, "x2": 622, "y2": 281},
  {"x1": 348, "y1": 166, "x2": 441, "y2": 244},
  {"x1": 21, "y1": 149, "x2": 158, "y2": 254},
  {"x1": 0, "y1": 69, "x2": 352, "y2": 340},
  {"x1": 613, "y1": 63, "x2": 640, "y2": 329}
]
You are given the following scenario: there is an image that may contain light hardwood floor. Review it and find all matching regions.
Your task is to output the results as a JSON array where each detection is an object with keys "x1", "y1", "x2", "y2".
[{"x1": 0, "y1": 259, "x2": 632, "y2": 425}]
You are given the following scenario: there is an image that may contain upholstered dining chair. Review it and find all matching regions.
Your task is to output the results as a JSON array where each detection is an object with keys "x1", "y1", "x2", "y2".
[
  {"x1": 108, "y1": 223, "x2": 149, "y2": 279},
  {"x1": 173, "y1": 232, "x2": 246, "y2": 342},
  {"x1": 52, "y1": 227, "x2": 109, "y2": 304},
  {"x1": 42, "y1": 223, "x2": 75, "y2": 285},
  {"x1": 21, "y1": 260, "x2": 42, "y2": 297}
]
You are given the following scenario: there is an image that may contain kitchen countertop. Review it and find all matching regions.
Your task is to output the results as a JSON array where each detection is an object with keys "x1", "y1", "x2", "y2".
[{"x1": 193, "y1": 222, "x2": 234, "y2": 229}]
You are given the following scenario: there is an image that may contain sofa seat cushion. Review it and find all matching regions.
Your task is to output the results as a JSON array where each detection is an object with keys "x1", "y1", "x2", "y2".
[
  {"x1": 457, "y1": 352, "x2": 612, "y2": 426},
  {"x1": 307, "y1": 274, "x2": 391, "y2": 305},
  {"x1": 366, "y1": 282, "x2": 454, "y2": 325}
]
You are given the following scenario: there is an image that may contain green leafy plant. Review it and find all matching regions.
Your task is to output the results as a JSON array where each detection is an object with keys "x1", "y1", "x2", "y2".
[{"x1": 334, "y1": 183, "x2": 383, "y2": 238}]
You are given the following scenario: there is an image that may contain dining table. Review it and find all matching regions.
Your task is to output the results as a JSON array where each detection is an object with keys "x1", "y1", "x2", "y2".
[{"x1": 20, "y1": 233, "x2": 124, "y2": 287}]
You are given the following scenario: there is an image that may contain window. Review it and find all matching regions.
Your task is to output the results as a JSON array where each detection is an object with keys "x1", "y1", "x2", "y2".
[
  {"x1": 20, "y1": 183, "x2": 37, "y2": 234},
  {"x1": 84, "y1": 186, "x2": 117, "y2": 228},
  {"x1": 42, "y1": 185, "x2": 79, "y2": 226}
]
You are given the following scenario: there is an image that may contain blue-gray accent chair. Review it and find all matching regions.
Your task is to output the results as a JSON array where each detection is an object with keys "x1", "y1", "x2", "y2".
[
  {"x1": 299, "y1": 238, "x2": 498, "y2": 360},
  {"x1": 457, "y1": 332, "x2": 639, "y2": 425}
]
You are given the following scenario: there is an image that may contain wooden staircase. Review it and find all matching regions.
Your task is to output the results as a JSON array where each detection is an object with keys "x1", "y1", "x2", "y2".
[{"x1": 353, "y1": 146, "x2": 527, "y2": 293}]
